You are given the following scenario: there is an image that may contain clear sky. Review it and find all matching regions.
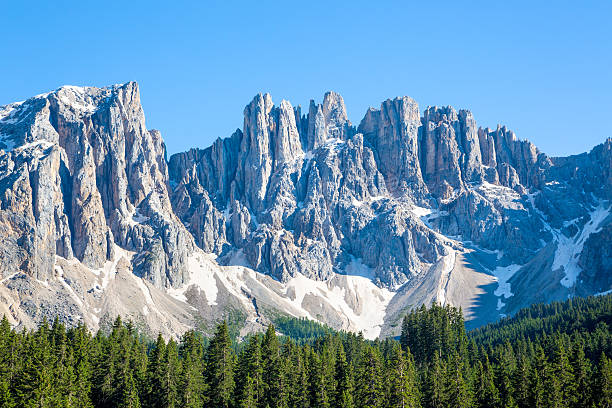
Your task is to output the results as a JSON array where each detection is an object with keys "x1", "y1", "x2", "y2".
[{"x1": 1, "y1": 1, "x2": 610, "y2": 157}]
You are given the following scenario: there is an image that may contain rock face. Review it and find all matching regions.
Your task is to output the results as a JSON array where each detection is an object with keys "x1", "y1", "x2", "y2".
[
  {"x1": 0, "y1": 83, "x2": 193, "y2": 288},
  {"x1": 1, "y1": 82, "x2": 611, "y2": 338}
]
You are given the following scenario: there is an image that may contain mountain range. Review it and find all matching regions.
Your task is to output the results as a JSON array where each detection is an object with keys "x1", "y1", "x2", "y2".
[{"x1": 0, "y1": 82, "x2": 610, "y2": 338}]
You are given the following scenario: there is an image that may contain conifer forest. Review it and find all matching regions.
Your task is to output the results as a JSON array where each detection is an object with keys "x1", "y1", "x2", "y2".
[{"x1": 0, "y1": 294, "x2": 610, "y2": 408}]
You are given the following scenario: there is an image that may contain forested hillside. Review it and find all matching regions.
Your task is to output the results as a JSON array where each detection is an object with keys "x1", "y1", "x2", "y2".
[{"x1": 0, "y1": 294, "x2": 611, "y2": 407}]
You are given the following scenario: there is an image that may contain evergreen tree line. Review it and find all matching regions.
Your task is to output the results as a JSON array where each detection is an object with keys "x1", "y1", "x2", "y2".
[{"x1": 0, "y1": 294, "x2": 610, "y2": 408}]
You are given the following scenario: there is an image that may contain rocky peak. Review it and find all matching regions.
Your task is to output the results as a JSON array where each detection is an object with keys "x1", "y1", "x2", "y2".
[
  {"x1": 0, "y1": 82, "x2": 194, "y2": 288},
  {"x1": 358, "y1": 96, "x2": 427, "y2": 199},
  {"x1": 477, "y1": 125, "x2": 547, "y2": 190},
  {"x1": 306, "y1": 91, "x2": 350, "y2": 150},
  {"x1": 419, "y1": 106, "x2": 484, "y2": 197}
]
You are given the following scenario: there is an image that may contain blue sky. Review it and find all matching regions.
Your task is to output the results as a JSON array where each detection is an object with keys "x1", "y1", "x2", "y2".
[{"x1": 1, "y1": 1, "x2": 610, "y2": 157}]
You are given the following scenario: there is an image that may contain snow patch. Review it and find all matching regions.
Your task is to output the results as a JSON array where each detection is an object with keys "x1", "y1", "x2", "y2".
[
  {"x1": 57, "y1": 86, "x2": 100, "y2": 115},
  {"x1": 344, "y1": 257, "x2": 375, "y2": 279},
  {"x1": 0, "y1": 272, "x2": 20, "y2": 285},
  {"x1": 127, "y1": 208, "x2": 149, "y2": 226},
  {"x1": 436, "y1": 249, "x2": 456, "y2": 306},
  {"x1": 0, "y1": 102, "x2": 24, "y2": 124},
  {"x1": 411, "y1": 205, "x2": 432, "y2": 218},
  {"x1": 167, "y1": 253, "x2": 218, "y2": 305},
  {"x1": 135, "y1": 278, "x2": 155, "y2": 305},
  {"x1": 555, "y1": 202, "x2": 610, "y2": 288},
  {"x1": 492, "y1": 264, "x2": 522, "y2": 301},
  {"x1": 15, "y1": 140, "x2": 54, "y2": 152},
  {"x1": 595, "y1": 288, "x2": 612, "y2": 297},
  {"x1": 476, "y1": 182, "x2": 522, "y2": 209},
  {"x1": 282, "y1": 272, "x2": 394, "y2": 339}
]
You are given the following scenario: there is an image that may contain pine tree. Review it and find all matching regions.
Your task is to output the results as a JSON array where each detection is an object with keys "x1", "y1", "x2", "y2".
[
  {"x1": 474, "y1": 358, "x2": 499, "y2": 408},
  {"x1": 131, "y1": 338, "x2": 148, "y2": 404},
  {"x1": 179, "y1": 330, "x2": 205, "y2": 408},
  {"x1": 308, "y1": 348, "x2": 329, "y2": 408},
  {"x1": 550, "y1": 338, "x2": 574, "y2": 407},
  {"x1": 512, "y1": 351, "x2": 530, "y2": 408},
  {"x1": 334, "y1": 343, "x2": 354, "y2": 408},
  {"x1": 0, "y1": 316, "x2": 12, "y2": 379},
  {"x1": 69, "y1": 323, "x2": 94, "y2": 408},
  {"x1": 235, "y1": 335, "x2": 263, "y2": 407},
  {"x1": 387, "y1": 343, "x2": 420, "y2": 408},
  {"x1": 205, "y1": 321, "x2": 235, "y2": 408},
  {"x1": 91, "y1": 330, "x2": 110, "y2": 407},
  {"x1": 595, "y1": 353, "x2": 612, "y2": 408},
  {"x1": 423, "y1": 354, "x2": 445, "y2": 408},
  {"x1": 0, "y1": 378, "x2": 15, "y2": 408},
  {"x1": 163, "y1": 339, "x2": 181, "y2": 408},
  {"x1": 15, "y1": 319, "x2": 54, "y2": 408},
  {"x1": 0, "y1": 316, "x2": 16, "y2": 408},
  {"x1": 529, "y1": 345, "x2": 547, "y2": 408},
  {"x1": 494, "y1": 344, "x2": 516, "y2": 408},
  {"x1": 356, "y1": 345, "x2": 384, "y2": 408},
  {"x1": 289, "y1": 346, "x2": 310, "y2": 408},
  {"x1": 445, "y1": 350, "x2": 473, "y2": 408},
  {"x1": 118, "y1": 371, "x2": 141, "y2": 408},
  {"x1": 238, "y1": 375, "x2": 257, "y2": 408},
  {"x1": 147, "y1": 333, "x2": 167, "y2": 408},
  {"x1": 261, "y1": 325, "x2": 288, "y2": 408},
  {"x1": 569, "y1": 342, "x2": 590, "y2": 408}
]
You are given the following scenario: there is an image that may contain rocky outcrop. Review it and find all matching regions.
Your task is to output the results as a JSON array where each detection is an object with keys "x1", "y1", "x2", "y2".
[
  {"x1": 0, "y1": 83, "x2": 193, "y2": 288},
  {"x1": 305, "y1": 91, "x2": 350, "y2": 150},
  {"x1": 169, "y1": 88, "x2": 612, "y2": 314},
  {"x1": 358, "y1": 97, "x2": 427, "y2": 199}
]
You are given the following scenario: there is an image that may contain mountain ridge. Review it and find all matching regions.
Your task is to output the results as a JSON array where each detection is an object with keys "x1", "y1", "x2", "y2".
[{"x1": 0, "y1": 81, "x2": 610, "y2": 338}]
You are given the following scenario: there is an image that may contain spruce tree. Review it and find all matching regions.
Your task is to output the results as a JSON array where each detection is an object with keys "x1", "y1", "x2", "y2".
[
  {"x1": 179, "y1": 330, "x2": 205, "y2": 408},
  {"x1": 445, "y1": 350, "x2": 474, "y2": 408},
  {"x1": 356, "y1": 345, "x2": 384, "y2": 408},
  {"x1": 15, "y1": 319, "x2": 54, "y2": 408},
  {"x1": 235, "y1": 335, "x2": 263, "y2": 407},
  {"x1": 423, "y1": 354, "x2": 445, "y2": 408},
  {"x1": 596, "y1": 353, "x2": 612, "y2": 408},
  {"x1": 387, "y1": 343, "x2": 420, "y2": 408},
  {"x1": 334, "y1": 343, "x2": 354, "y2": 408},
  {"x1": 261, "y1": 325, "x2": 288, "y2": 408},
  {"x1": 474, "y1": 358, "x2": 499, "y2": 408},
  {"x1": 205, "y1": 321, "x2": 235, "y2": 408},
  {"x1": 146, "y1": 333, "x2": 167, "y2": 408}
]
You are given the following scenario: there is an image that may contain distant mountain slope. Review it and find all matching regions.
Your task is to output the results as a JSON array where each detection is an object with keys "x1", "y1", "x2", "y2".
[{"x1": 0, "y1": 82, "x2": 610, "y2": 338}]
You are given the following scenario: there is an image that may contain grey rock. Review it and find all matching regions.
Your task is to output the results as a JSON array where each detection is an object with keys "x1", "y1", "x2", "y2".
[{"x1": 2, "y1": 82, "x2": 611, "y2": 339}]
